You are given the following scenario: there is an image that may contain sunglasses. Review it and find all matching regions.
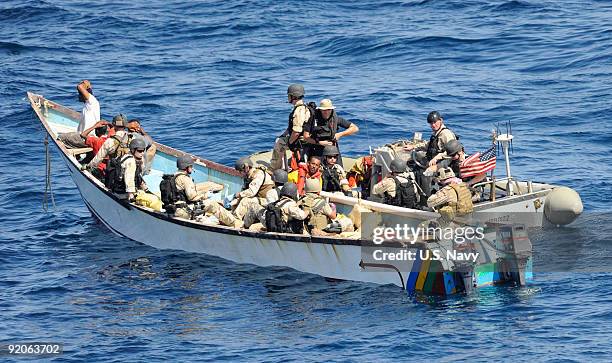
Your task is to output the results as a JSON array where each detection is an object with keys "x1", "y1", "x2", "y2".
[{"x1": 135, "y1": 149, "x2": 145, "y2": 153}]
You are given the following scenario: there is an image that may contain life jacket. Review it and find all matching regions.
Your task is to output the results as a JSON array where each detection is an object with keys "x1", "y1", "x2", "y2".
[
  {"x1": 265, "y1": 198, "x2": 304, "y2": 234},
  {"x1": 286, "y1": 101, "x2": 315, "y2": 150},
  {"x1": 160, "y1": 174, "x2": 188, "y2": 213},
  {"x1": 384, "y1": 176, "x2": 417, "y2": 209},
  {"x1": 426, "y1": 126, "x2": 456, "y2": 161},
  {"x1": 448, "y1": 183, "x2": 474, "y2": 216},
  {"x1": 105, "y1": 154, "x2": 142, "y2": 194},
  {"x1": 321, "y1": 164, "x2": 342, "y2": 192},
  {"x1": 301, "y1": 194, "x2": 329, "y2": 231}
]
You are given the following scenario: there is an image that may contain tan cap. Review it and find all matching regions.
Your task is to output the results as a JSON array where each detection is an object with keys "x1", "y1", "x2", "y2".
[
  {"x1": 304, "y1": 178, "x2": 322, "y2": 193},
  {"x1": 317, "y1": 99, "x2": 335, "y2": 110}
]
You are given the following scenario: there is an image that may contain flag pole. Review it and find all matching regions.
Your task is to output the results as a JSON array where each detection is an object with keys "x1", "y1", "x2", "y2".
[{"x1": 495, "y1": 130, "x2": 514, "y2": 196}]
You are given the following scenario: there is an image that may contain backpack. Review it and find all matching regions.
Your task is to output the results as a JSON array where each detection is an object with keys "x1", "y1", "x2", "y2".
[
  {"x1": 105, "y1": 154, "x2": 132, "y2": 193},
  {"x1": 264, "y1": 199, "x2": 304, "y2": 234},
  {"x1": 160, "y1": 174, "x2": 181, "y2": 213},
  {"x1": 265, "y1": 200, "x2": 291, "y2": 233},
  {"x1": 386, "y1": 176, "x2": 417, "y2": 209}
]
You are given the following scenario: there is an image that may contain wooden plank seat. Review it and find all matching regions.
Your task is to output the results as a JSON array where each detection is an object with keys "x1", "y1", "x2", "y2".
[{"x1": 66, "y1": 147, "x2": 93, "y2": 156}]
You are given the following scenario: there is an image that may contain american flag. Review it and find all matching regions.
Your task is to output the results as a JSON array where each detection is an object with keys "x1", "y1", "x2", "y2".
[{"x1": 460, "y1": 144, "x2": 496, "y2": 178}]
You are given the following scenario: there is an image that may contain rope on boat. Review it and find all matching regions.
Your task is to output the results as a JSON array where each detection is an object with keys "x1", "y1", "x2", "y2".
[{"x1": 43, "y1": 134, "x2": 56, "y2": 212}]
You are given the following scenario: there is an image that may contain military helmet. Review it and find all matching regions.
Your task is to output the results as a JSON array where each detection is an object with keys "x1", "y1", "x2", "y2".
[
  {"x1": 437, "y1": 167, "x2": 455, "y2": 180},
  {"x1": 177, "y1": 155, "x2": 194, "y2": 170},
  {"x1": 129, "y1": 138, "x2": 147, "y2": 153},
  {"x1": 287, "y1": 84, "x2": 305, "y2": 98},
  {"x1": 322, "y1": 145, "x2": 340, "y2": 157},
  {"x1": 280, "y1": 182, "x2": 299, "y2": 201},
  {"x1": 389, "y1": 159, "x2": 407, "y2": 173},
  {"x1": 427, "y1": 111, "x2": 442, "y2": 124},
  {"x1": 445, "y1": 140, "x2": 463, "y2": 156},
  {"x1": 272, "y1": 169, "x2": 288, "y2": 184},
  {"x1": 304, "y1": 178, "x2": 321, "y2": 193},
  {"x1": 112, "y1": 113, "x2": 128, "y2": 127},
  {"x1": 234, "y1": 157, "x2": 253, "y2": 171}
]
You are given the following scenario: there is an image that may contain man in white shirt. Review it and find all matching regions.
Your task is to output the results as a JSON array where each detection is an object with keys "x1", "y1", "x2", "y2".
[{"x1": 77, "y1": 80, "x2": 100, "y2": 133}]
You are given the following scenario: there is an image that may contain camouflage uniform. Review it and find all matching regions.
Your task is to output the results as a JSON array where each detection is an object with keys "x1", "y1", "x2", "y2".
[
  {"x1": 234, "y1": 167, "x2": 275, "y2": 219},
  {"x1": 270, "y1": 99, "x2": 310, "y2": 170},
  {"x1": 174, "y1": 171, "x2": 238, "y2": 227}
]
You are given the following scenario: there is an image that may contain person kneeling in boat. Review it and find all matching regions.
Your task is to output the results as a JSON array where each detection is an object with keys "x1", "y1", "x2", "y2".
[
  {"x1": 263, "y1": 182, "x2": 308, "y2": 234},
  {"x1": 427, "y1": 167, "x2": 473, "y2": 221},
  {"x1": 300, "y1": 179, "x2": 343, "y2": 236},
  {"x1": 104, "y1": 138, "x2": 148, "y2": 201},
  {"x1": 171, "y1": 155, "x2": 239, "y2": 227},
  {"x1": 371, "y1": 159, "x2": 420, "y2": 209},
  {"x1": 233, "y1": 157, "x2": 276, "y2": 220},
  {"x1": 320, "y1": 146, "x2": 351, "y2": 196},
  {"x1": 86, "y1": 114, "x2": 131, "y2": 171}
]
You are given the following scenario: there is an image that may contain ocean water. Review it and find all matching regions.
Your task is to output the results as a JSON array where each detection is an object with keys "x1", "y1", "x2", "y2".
[{"x1": 1, "y1": 0, "x2": 612, "y2": 361}]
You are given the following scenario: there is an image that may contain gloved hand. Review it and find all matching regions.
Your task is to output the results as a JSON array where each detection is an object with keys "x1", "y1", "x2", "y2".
[
  {"x1": 205, "y1": 191, "x2": 214, "y2": 199},
  {"x1": 79, "y1": 164, "x2": 88, "y2": 171},
  {"x1": 223, "y1": 194, "x2": 235, "y2": 209}
]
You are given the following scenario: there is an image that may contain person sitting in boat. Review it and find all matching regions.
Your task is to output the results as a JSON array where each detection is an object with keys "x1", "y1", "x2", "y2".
[
  {"x1": 288, "y1": 155, "x2": 322, "y2": 196},
  {"x1": 86, "y1": 114, "x2": 131, "y2": 171},
  {"x1": 302, "y1": 98, "x2": 359, "y2": 163},
  {"x1": 233, "y1": 157, "x2": 276, "y2": 220},
  {"x1": 242, "y1": 169, "x2": 289, "y2": 230},
  {"x1": 300, "y1": 179, "x2": 338, "y2": 235},
  {"x1": 105, "y1": 138, "x2": 148, "y2": 201},
  {"x1": 347, "y1": 155, "x2": 374, "y2": 198},
  {"x1": 403, "y1": 111, "x2": 457, "y2": 165},
  {"x1": 170, "y1": 155, "x2": 240, "y2": 227},
  {"x1": 428, "y1": 140, "x2": 487, "y2": 188},
  {"x1": 270, "y1": 84, "x2": 313, "y2": 171},
  {"x1": 264, "y1": 182, "x2": 307, "y2": 234},
  {"x1": 320, "y1": 145, "x2": 351, "y2": 196},
  {"x1": 127, "y1": 119, "x2": 156, "y2": 175},
  {"x1": 427, "y1": 167, "x2": 473, "y2": 220},
  {"x1": 371, "y1": 159, "x2": 419, "y2": 209},
  {"x1": 76, "y1": 79, "x2": 100, "y2": 134}
]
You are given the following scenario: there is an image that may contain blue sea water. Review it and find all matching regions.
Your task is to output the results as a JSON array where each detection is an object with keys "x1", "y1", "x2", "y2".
[{"x1": 1, "y1": 0, "x2": 612, "y2": 361}]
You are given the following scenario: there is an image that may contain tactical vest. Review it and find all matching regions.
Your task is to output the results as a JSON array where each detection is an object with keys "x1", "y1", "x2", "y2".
[
  {"x1": 301, "y1": 194, "x2": 329, "y2": 230},
  {"x1": 174, "y1": 173, "x2": 194, "y2": 203},
  {"x1": 384, "y1": 176, "x2": 417, "y2": 209},
  {"x1": 448, "y1": 183, "x2": 474, "y2": 216},
  {"x1": 311, "y1": 112, "x2": 338, "y2": 142},
  {"x1": 322, "y1": 164, "x2": 342, "y2": 192},
  {"x1": 286, "y1": 102, "x2": 314, "y2": 134},
  {"x1": 249, "y1": 166, "x2": 274, "y2": 199},
  {"x1": 109, "y1": 134, "x2": 132, "y2": 160},
  {"x1": 426, "y1": 126, "x2": 454, "y2": 161}
]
